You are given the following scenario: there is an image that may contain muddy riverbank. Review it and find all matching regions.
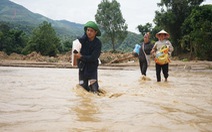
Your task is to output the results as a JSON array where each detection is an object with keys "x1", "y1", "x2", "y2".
[
  {"x1": 1, "y1": 51, "x2": 211, "y2": 70},
  {"x1": 0, "y1": 59, "x2": 211, "y2": 72}
]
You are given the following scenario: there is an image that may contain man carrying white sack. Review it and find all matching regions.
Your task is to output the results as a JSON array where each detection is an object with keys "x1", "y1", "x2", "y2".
[{"x1": 74, "y1": 21, "x2": 102, "y2": 93}]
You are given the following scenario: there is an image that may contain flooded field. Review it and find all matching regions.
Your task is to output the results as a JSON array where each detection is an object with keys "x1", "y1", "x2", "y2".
[{"x1": 0, "y1": 66, "x2": 211, "y2": 132}]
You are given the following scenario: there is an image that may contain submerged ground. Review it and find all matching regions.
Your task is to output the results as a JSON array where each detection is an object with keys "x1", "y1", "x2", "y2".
[
  {"x1": 0, "y1": 51, "x2": 212, "y2": 131},
  {"x1": 0, "y1": 61, "x2": 211, "y2": 131}
]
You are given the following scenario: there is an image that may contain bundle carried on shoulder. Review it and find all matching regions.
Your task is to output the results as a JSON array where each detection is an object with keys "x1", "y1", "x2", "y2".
[{"x1": 155, "y1": 45, "x2": 170, "y2": 65}]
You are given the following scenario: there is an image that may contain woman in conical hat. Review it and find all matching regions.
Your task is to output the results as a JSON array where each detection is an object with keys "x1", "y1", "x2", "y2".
[
  {"x1": 155, "y1": 29, "x2": 170, "y2": 39},
  {"x1": 151, "y1": 29, "x2": 174, "y2": 82}
]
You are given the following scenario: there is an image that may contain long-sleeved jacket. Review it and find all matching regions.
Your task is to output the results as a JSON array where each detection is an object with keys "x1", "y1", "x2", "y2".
[
  {"x1": 138, "y1": 42, "x2": 153, "y2": 62},
  {"x1": 78, "y1": 34, "x2": 102, "y2": 77}
]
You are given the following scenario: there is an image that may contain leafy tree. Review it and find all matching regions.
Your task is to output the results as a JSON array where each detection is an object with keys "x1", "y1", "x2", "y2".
[
  {"x1": 154, "y1": 0, "x2": 204, "y2": 55},
  {"x1": 0, "y1": 23, "x2": 10, "y2": 51},
  {"x1": 0, "y1": 22, "x2": 27, "y2": 54},
  {"x1": 95, "y1": 0, "x2": 128, "y2": 52},
  {"x1": 9, "y1": 30, "x2": 27, "y2": 54},
  {"x1": 58, "y1": 40, "x2": 73, "y2": 53},
  {"x1": 137, "y1": 23, "x2": 155, "y2": 42},
  {"x1": 137, "y1": 23, "x2": 153, "y2": 36},
  {"x1": 24, "y1": 21, "x2": 60, "y2": 56},
  {"x1": 181, "y1": 5, "x2": 212, "y2": 60}
]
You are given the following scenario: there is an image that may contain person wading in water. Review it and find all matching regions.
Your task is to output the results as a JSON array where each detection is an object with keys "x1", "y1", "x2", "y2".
[
  {"x1": 74, "y1": 21, "x2": 102, "y2": 93},
  {"x1": 151, "y1": 30, "x2": 174, "y2": 82},
  {"x1": 133, "y1": 32, "x2": 153, "y2": 80}
]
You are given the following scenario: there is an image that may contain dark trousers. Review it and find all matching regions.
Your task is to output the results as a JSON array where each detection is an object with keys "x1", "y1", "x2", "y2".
[
  {"x1": 79, "y1": 70, "x2": 99, "y2": 92},
  {"x1": 139, "y1": 60, "x2": 148, "y2": 76},
  {"x1": 155, "y1": 63, "x2": 169, "y2": 82}
]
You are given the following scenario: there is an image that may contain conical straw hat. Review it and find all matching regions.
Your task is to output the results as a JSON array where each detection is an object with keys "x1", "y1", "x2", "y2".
[{"x1": 156, "y1": 29, "x2": 170, "y2": 38}]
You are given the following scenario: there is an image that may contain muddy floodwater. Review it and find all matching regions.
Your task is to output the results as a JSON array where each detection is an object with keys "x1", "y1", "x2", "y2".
[{"x1": 0, "y1": 65, "x2": 211, "y2": 132}]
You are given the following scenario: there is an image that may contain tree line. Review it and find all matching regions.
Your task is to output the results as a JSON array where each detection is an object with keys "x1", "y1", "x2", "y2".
[
  {"x1": 0, "y1": 0, "x2": 211, "y2": 60},
  {"x1": 136, "y1": 0, "x2": 211, "y2": 60},
  {"x1": 96, "y1": 0, "x2": 211, "y2": 60},
  {"x1": 0, "y1": 21, "x2": 73, "y2": 56}
]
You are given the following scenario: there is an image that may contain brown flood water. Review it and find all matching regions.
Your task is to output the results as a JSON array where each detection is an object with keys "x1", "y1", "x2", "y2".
[{"x1": 0, "y1": 66, "x2": 211, "y2": 132}]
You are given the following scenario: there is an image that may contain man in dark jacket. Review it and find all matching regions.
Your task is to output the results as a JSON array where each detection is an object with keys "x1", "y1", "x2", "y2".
[{"x1": 74, "y1": 21, "x2": 102, "y2": 93}]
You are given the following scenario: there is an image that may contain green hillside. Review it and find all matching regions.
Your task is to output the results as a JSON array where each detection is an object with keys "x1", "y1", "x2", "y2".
[
  {"x1": 0, "y1": 0, "x2": 84, "y2": 37},
  {"x1": 0, "y1": 0, "x2": 141, "y2": 52}
]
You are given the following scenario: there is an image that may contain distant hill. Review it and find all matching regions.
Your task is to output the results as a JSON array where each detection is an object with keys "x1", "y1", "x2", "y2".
[
  {"x1": 0, "y1": 0, "x2": 84, "y2": 37},
  {"x1": 0, "y1": 0, "x2": 141, "y2": 52}
]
